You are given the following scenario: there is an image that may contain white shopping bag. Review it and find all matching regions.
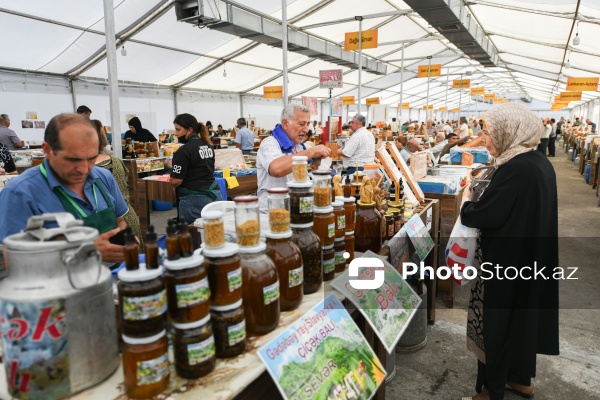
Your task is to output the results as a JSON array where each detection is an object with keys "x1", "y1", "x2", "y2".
[{"x1": 445, "y1": 215, "x2": 478, "y2": 286}]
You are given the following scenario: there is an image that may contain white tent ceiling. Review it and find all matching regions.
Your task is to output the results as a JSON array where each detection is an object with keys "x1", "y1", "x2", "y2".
[{"x1": 2, "y1": 0, "x2": 600, "y2": 111}]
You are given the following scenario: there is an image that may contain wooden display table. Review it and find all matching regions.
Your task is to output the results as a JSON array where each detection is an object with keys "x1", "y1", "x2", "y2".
[{"x1": 423, "y1": 187, "x2": 465, "y2": 309}]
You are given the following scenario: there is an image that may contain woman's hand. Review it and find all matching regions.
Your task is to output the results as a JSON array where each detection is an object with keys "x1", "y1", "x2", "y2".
[
  {"x1": 462, "y1": 183, "x2": 473, "y2": 203},
  {"x1": 0, "y1": 168, "x2": 5, "y2": 175}
]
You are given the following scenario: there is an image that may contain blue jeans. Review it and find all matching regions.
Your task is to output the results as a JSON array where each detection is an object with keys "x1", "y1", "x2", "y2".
[
  {"x1": 178, "y1": 190, "x2": 222, "y2": 224},
  {"x1": 345, "y1": 166, "x2": 364, "y2": 175}
]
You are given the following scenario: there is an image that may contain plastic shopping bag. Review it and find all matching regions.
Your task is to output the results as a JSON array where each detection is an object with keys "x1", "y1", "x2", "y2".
[{"x1": 445, "y1": 215, "x2": 478, "y2": 286}]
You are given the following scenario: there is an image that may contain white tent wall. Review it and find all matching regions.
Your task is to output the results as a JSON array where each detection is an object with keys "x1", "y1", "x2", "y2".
[{"x1": 177, "y1": 92, "x2": 240, "y2": 131}]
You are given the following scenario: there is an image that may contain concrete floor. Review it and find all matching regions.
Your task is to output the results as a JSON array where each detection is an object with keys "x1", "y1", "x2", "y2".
[
  {"x1": 387, "y1": 149, "x2": 600, "y2": 400},
  {"x1": 147, "y1": 146, "x2": 600, "y2": 400}
]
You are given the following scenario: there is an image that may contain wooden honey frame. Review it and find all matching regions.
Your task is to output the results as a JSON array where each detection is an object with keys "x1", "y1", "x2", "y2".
[{"x1": 385, "y1": 142, "x2": 425, "y2": 202}]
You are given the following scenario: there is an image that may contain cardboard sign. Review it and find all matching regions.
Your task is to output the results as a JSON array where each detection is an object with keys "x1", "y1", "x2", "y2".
[
  {"x1": 470, "y1": 87, "x2": 484, "y2": 95},
  {"x1": 417, "y1": 64, "x2": 442, "y2": 77},
  {"x1": 330, "y1": 251, "x2": 422, "y2": 353},
  {"x1": 452, "y1": 79, "x2": 471, "y2": 89},
  {"x1": 398, "y1": 102, "x2": 410, "y2": 109},
  {"x1": 341, "y1": 96, "x2": 355, "y2": 105},
  {"x1": 302, "y1": 96, "x2": 318, "y2": 115},
  {"x1": 319, "y1": 69, "x2": 343, "y2": 89},
  {"x1": 258, "y1": 294, "x2": 385, "y2": 400},
  {"x1": 404, "y1": 214, "x2": 435, "y2": 260},
  {"x1": 566, "y1": 77, "x2": 599, "y2": 91},
  {"x1": 264, "y1": 86, "x2": 283, "y2": 98},
  {"x1": 559, "y1": 91, "x2": 582, "y2": 101},
  {"x1": 366, "y1": 97, "x2": 380, "y2": 106},
  {"x1": 344, "y1": 29, "x2": 378, "y2": 51}
]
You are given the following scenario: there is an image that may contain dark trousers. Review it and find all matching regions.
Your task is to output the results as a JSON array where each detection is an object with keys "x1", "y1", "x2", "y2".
[
  {"x1": 344, "y1": 166, "x2": 364, "y2": 175},
  {"x1": 548, "y1": 136, "x2": 556, "y2": 156},
  {"x1": 537, "y1": 138, "x2": 549, "y2": 155},
  {"x1": 476, "y1": 360, "x2": 531, "y2": 400}
]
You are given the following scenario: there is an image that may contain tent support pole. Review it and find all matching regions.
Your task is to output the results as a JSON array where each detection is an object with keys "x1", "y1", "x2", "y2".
[
  {"x1": 69, "y1": 79, "x2": 77, "y2": 112},
  {"x1": 357, "y1": 17, "x2": 363, "y2": 117},
  {"x1": 399, "y1": 44, "x2": 404, "y2": 124},
  {"x1": 444, "y1": 69, "x2": 449, "y2": 122},
  {"x1": 426, "y1": 56, "x2": 431, "y2": 121},
  {"x1": 103, "y1": 0, "x2": 122, "y2": 159},
  {"x1": 282, "y1": 0, "x2": 289, "y2": 105},
  {"x1": 173, "y1": 89, "x2": 179, "y2": 116}
]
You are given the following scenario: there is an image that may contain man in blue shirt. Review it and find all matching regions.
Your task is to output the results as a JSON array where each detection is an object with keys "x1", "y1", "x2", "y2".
[
  {"x1": 234, "y1": 118, "x2": 256, "y2": 155},
  {"x1": 0, "y1": 113, "x2": 129, "y2": 263}
]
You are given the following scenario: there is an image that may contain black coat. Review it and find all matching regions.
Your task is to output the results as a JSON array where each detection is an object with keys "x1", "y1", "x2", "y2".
[
  {"x1": 125, "y1": 117, "x2": 157, "y2": 142},
  {"x1": 461, "y1": 150, "x2": 559, "y2": 378}
]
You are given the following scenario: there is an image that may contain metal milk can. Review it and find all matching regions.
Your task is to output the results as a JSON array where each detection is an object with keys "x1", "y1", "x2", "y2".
[{"x1": 0, "y1": 213, "x2": 119, "y2": 399}]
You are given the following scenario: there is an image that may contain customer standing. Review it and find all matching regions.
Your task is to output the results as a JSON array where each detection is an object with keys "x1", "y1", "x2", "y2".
[
  {"x1": 340, "y1": 114, "x2": 375, "y2": 175},
  {"x1": 538, "y1": 117, "x2": 551, "y2": 155},
  {"x1": 456, "y1": 116, "x2": 470, "y2": 139},
  {"x1": 0, "y1": 114, "x2": 25, "y2": 150},
  {"x1": 125, "y1": 117, "x2": 157, "y2": 142},
  {"x1": 171, "y1": 114, "x2": 221, "y2": 224},
  {"x1": 459, "y1": 103, "x2": 558, "y2": 400},
  {"x1": 548, "y1": 118, "x2": 557, "y2": 157},
  {"x1": 234, "y1": 117, "x2": 255, "y2": 155}
]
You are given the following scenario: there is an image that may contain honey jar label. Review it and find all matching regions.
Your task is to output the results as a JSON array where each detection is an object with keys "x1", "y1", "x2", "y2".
[
  {"x1": 337, "y1": 215, "x2": 346, "y2": 230},
  {"x1": 388, "y1": 224, "x2": 395, "y2": 237},
  {"x1": 327, "y1": 223, "x2": 335, "y2": 238},
  {"x1": 227, "y1": 268, "x2": 242, "y2": 293},
  {"x1": 188, "y1": 336, "x2": 216, "y2": 365},
  {"x1": 123, "y1": 290, "x2": 167, "y2": 321},
  {"x1": 299, "y1": 196, "x2": 314, "y2": 213},
  {"x1": 288, "y1": 266, "x2": 304, "y2": 288},
  {"x1": 136, "y1": 353, "x2": 169, "y2": 386},
  {"x1": 228, "y1": 319, "x2": 246, "y2": 346},
  {"x1": 335, "y1": 252, "x2": 346, "y2": 264},
  {"x1": 323, "y1": 258, "x2": 335, "y2": 274},
  {"x1": 176, "y1": 277, "x2": 210, "y2": 308},
  {"x1": 263, "y1": 280, "x2": 280, "y2": 305}
]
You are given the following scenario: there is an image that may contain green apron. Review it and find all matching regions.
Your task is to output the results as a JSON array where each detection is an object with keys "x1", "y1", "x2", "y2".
[{"x1": 40, "y1": 163, "x2": 117, "y2": 234}]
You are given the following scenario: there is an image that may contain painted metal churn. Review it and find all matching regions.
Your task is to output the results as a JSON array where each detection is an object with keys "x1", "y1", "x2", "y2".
[{"x1": 0, "y1": 213, "x2": 119, "y2": 399}]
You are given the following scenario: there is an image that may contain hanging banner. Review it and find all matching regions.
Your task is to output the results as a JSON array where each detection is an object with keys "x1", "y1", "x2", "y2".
[
  {"x1": 452, "y1": 79, "x2": 471, "y2": 89},
  {"x1": 332, "y1": 98, "x2": 344, "y2": 116},
  {"x1": 483, "y1": 93, "x2": 496, "y2": 101},
  {"x1": 452, "y1": 108, "x2": 460, "y2": 113},
  {"x1": 302, "y1": 97, "x2": 318, "y2": 116},
  {"x1": 366, "y1": 97, "x2": 380, "y2": 106},
  {"x1": 559, "y1": 91, "x2": 582, "y2": 101},
  {"x1": 398, "y1": 102, "x2": 410, "y2": 109},
  {"x1": 439, "y1": 106, "x2": 447, "y2": 112},
  {"x1": 258, "y1": 294, "x2": 386, "y2": 400},
  {"x1": 263, "y1": 86, "x2": 283, "y2": 98},
  {"x1": 422, "y1": 104, "x2": 434, "y2": 110},
  {"x1": 319, "y1": 69, "x2": 343, "y2": 89},
  {"x1": 341, "y1": 96, "x2": 355, "y2": 106},
  {"x1": 344, "y1": 29, "x2": 378, "y2": 51},
  {"x1": 417, "y1": 64, "x2": 442, "y2": 78},
  {"x1": 470, "y1": 87, "x2": 484, "y2": 95},
  {"x1": 566, "y1": 77, "x2": 599, "y2": 91}
]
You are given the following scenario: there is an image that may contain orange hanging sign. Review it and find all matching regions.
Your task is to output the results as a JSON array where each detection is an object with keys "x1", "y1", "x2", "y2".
[
  {"x1": 471, "y1": 87, "x2": 484, "y2": 95},
  {"x1": 439, "y1": 106, "x2": 447, "y2": 112},
  {"x1": 422, "y1": 104, "x2": 434, "y2": 110},
  {"x1": 452, "y1": 108, "x2": 460, "y2": 112},
  {"x1": 341, "y1": 96, "x2": 355, "y2": 105},
  {"x1": 263, "y1": 86, "x2": 283, "y2": 98},
  {"x1": 484, "y1": 93, "x2": 496, "y2": 101},
  {"x1": 417, "y1": 64, "x2": 442, "y2": 78},
  {"x1": 559, "y1": 91, "x2": 582, "y2": 101},
  {"x1": 452, "y1": 79, "x2": 471, "y2": 89},
  {"x1": 344, "y1": 29, "x2": 378, "y2": 51},
  {"x1": 566, "y1": 77, "x2": 599, "y2": 91},
  {"x1": 366, "y1": 97, "x2": 380, "y2": 106},
  {"x1": 398, "y1": 102, "x2": 410, "y2": 109}
]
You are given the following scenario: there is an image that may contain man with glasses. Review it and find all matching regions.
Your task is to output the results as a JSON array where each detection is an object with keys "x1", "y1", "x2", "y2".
[
  {"x1": 256, "y1": 104, "x2": 330, "y2": 212},
  {"x1": 339, "y1": 114, "x2": 375, "y2": 175}
]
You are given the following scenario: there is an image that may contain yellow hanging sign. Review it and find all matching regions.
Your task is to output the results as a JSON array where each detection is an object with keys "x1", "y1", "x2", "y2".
[
  {"x1": 559, "y1": 91, "x2": 582, "y2": 101},
  {"x1": 422, "y1": 104, "x2": 434, "y2": 110},
  {"x1": 417, "y1": 64, "x2": 442, "y2": 78},
  {"x1": 438, "y1": 106, "x2": 447, "y2": 112},
  {"x1": 341, "y1": 96, "x2": 355, "y2": 105},
  {"x1": 471, "y1": 87, "x2": 484, "y2": 95},
  {"x1": 366, "y1": 97, "x2": 380, "y2": 106},
  {"x1": 484, "y1": 93, "x2": 496, "y2": 101},
  {"x1": 398, "y1": 102, "x2": 410, "y2": 109},
  {"x1": 452, "y1": 79, "x2": 471, "y2": 89},
  {"x1": 263, "y1": 86, "x2": 283, "y2": 98},
  {"x1": 566, "y1": 77, "x2": 599, "y2": 91},
  {"x1": 344, "y1": 29, "x2": 378, "y2": 51},
  {"x1": 452, "y1": 108, "x2": 460, "y2": 113}
]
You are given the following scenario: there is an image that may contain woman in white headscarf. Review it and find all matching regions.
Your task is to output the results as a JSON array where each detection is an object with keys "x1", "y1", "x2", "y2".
[{"x1": 458, "y1": 103, "x2": 559, "y2": 400}]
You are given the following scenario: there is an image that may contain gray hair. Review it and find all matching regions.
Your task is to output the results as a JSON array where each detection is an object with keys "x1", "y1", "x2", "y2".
[
  {"x1": 0, "y1": 114, "x2": 8, "y2": 125},
  {"x1": 281, "y1": 104, "x2": 310, "y2": 122},
  {"x1": 354, "y1": 114, "x2": 366, "y2": 127}
]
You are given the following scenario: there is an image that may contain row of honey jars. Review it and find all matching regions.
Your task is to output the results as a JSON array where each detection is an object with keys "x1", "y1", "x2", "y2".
[{"x1": 291, "y1": 222, "x2": 323, "y2": 294}]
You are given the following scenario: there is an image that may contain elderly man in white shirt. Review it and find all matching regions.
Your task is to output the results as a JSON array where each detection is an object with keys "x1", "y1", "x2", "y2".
[
  {"x1": 430, "y1": 132, "x2": 447, "y2": 159},
  {"x1": 456, "y1": 117, "x2": 469, "y2": 139},
  {"x1": 339, "y1": 114, "x2": 375, "y2": 175},
  {"x1": 256, "y1": 104, "x2": 330, "y2": 212}
]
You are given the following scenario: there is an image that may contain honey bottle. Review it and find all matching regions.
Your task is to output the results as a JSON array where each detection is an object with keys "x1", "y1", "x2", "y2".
[
  {"x1": 166, "y1": 219, "x2": 180, "y2": 261},
  {"x1": 145, "y1": 225, "x2": 159, "y2": 269},
  {"x1": 178, "y1": 218, "x2": 193, "y2": 258}
]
